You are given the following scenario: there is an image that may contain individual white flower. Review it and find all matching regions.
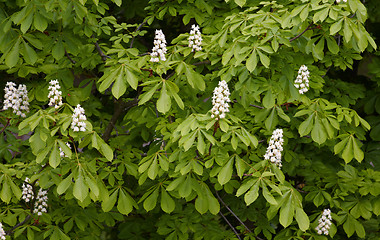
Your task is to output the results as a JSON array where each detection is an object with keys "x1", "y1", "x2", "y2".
[
  {"x1": 294, "y1": 65, "x2": 310, "y2": 94},
  {"x1": 0, "y1": 222, "x2": 6, "y2": 240},
  {"x1": 59, "y1": 142, "x2": 71, "y2": 157},
  {"x1": 336, "y1": 0, "x2": 347, "y2": 3},
  {"x1": 211, "y1": 80, "x2": 231, "y2": 120},
  {"x1": 3, "y1": 82, "x2": 29, "y2": 118},
  {"x1": 33, "y1": 188, "x2": 48, "y2": 216},
  {"x1": 150, "y1": 29, "x2": 167, "y2": 62},
  {"x1": 315, "y1": 209, "x2": 332, "y2": 235},
  {"x1": 71, "y1": 104, "x2": 87, "y2": 132},
  {"x1": 21, "y1": 177, "x2": 34, "y2": 203},
  {"x1": 264, "y1": 129, "x2": 284, "y2": 168},
  {"x1": 48, "y1": 79, "x2": 63, "y2": 109},
  {"x1": 188, "y1": 24, "x2": 202, "y2": 52}
]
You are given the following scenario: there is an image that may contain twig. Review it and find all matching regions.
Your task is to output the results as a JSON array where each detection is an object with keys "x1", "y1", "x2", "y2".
[
  {"x1": 249, "y1": 104, "x2": 264, "y2": 109},
  {"x1": 215, "y1": 191, "x2": 252, "y2": 233},
  {"x1": 0, "y1": 118, "x2": 10, "y2": 135},
  {"x1": 138, "y1": 52, "x2": 151, "y2": 56},
  {"x1": 102, "y1": 98, "x2": 139, "y2": 142},
  {"x1": 289, "y1": 23, "x2": 313, "y2": 42},
  {"x1": 218, "y1": 211, "x2": 241, "y2": 240},
  {"x1": 193, "y1": 60, "x2": 211, "y2": 66},
  {"x1": 65, "y1": 49, "x2": 76, "y2": 64},
  {"x1": 130, "y1": 18, "x2": 149, "y2": 48},
  {"x1": 94, "y1": 40, "x2": 110, "y2": 61},
  {"x1": 5, "y1": 215, "x2": 31, "y2": 235}
]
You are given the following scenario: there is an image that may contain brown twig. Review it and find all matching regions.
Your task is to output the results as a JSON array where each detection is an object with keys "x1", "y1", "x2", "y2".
[
  {"x1": 94, "y1": 40, "x2": 110, "y2": 61},
  {"x1": 5, "y1": 215, "x2": 31, "y2": 235},
  {"x1": 130, "y1": 18, "x2": 150, "y2": 48},
  {"x1": 249, "y1": 104, "x2": 264, "y2": 109},
  {"x1": 219, "y1": 211, "x2": 242, "y2": 240},
  {"x1": 289, "y1": 23, "x2": 313, "y2": 42},
  {"x1": 65, "y1": 49, "x2": 76, "y2": 64}
]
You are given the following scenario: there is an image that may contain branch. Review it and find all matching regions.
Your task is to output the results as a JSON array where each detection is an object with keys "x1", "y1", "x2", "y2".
[
  {"x1": 289, "y1": 23, "x2": 313, "y2": 42},
  {"x1": 130, "y1": 18, "x2": 149, "y2": 48},
  {"x1": 65, "y1": 49, "x2": 76, "y2": 64},
  {"x1": 249, "y1": 104, "x2": 264, "y2": 109},
  {"x1": 5, "y1": 215, "x2": 31, "y2": 235},
  {"x1": 192, "y1": 60, "x2": 211, "y2": 66},
  {"x1": 94, "y1": 40, "x2": 110, "y2": 61},
  {"x1": 218, "y1": 211, "x2": 242, "y2": 240},
  {"x1": 102, "y1": 98, "x2": 139, "y2": 142}
]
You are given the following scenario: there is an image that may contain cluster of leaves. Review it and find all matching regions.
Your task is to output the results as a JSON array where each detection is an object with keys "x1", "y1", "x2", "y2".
[{"x1": 0, "y1": 0, "x2": 380, "y2": 239}]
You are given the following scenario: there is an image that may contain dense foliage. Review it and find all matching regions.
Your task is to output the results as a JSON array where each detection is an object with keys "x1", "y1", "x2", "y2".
[{"x1": 0, "y1": 0, "x2": 380, "y2": 239}]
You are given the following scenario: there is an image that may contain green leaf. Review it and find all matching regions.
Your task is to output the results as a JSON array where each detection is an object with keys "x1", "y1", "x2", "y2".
[
  {"x1": 197, "y1": 131, "x2": 206, "y2": 155},
  {"x1": 112, "y1": 70, "x2": 126, "y2": 99},
  {"x1": 100, "y1": 142, "x2": 113, "y2": 161},
  {"x1": 57, "y1": 174, "x2": 73, "y2": 195},
  {"x1": 279, "y1": 194, "x2": 294, "y2": 228},
  {"x1": 57, "y1": 140, "x2": 72, "y2": 159},
  {"x1": 5, "y1": 38, "x2": 21, "y2": 68},
  {"x1": 295, "y1": 207, "x2": 310, "y2": 231},
  {"x1": 102, "y1": 189, "x2": 118, "y2": 212},
  {"x1": 234, "y1": 0, "x2": 246, "y2": 7},
  {"x1": 257, "y1": 50, "x2": 270, "y2": 68},
  {"x1": 246, "y1": 50, "x2": 257, "y2": 72},
  {"x1": 311, "y1": 117, "x2": 327, "y2": 144},
  {"x1": 143, "y1": 188, "x2": 159, "y2": 211},
  {"x1": 161, "y1": 188, "x2": 175, "y2": 213},
  {"x1": 33, "y1": 12, "x2": 48, "y2": 32},
  {"x1": 352, "y1": 137, "x2": 364, "y2": 162},
  {"x1": 0, "y1": 179, "x2": 11, "y2": 203},
  {"x1": 262, "y1": 184, "x2": 277, "y2": 205},
  {"x1": 185, "y1": 66, "x2": 205, "y2": 91},
  {"x1": 139, "y1": 83, "x2": 160, "y2": 105},
  {"x1": 195, "y1": 194, "x2": 208, "y2": 214},
  {"x1": 73, "y1": 172, "x2": 88, "y2": 202},
  {"x1": 49, "y1": 141, "x2": 61, "y2": 168},
  {"x1": 218, "y1": 157, "x2": 233, "y2": 185},
  {"x1": 99, "y1": 67, "x2": 121, "y2": 92},
  {"x1": 334, "y1": 136, "x2": 349, "y2": 154},
  {"x1": 263, "y1": 90, "x2": 275, "y2": 109},
  {"x1": 244, "y1": 181, "x2": 259, "y2": 205},
  {"x1": 52, "y1": 40, "x2": 65, "y2": 60},
  {"x1": 342, "y1": 137, "x2": 354, "y2": 163},
  {"x1": 22, "y1": 40, "x2": 37, "y2": 64},
  {"x1": 117, "y1": 190, "x2": 133, "y2": 215},
  {"x1": 157, "y1": 83, "x2": 171, "y2": 113},
  {"x1": 126, "y1": 68, "x2": 138, "y2": 90},
  {"x1": 330, "y1": 19, "x2": 343, "y2": 35},
  {"x1": 299, "y1": 114, "x2": 314, "y2": 136}
]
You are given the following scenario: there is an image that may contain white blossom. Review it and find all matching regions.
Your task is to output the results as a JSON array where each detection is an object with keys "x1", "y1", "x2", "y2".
[
  {"x1": 71, "y1": 104, "x2": 87, "y2": 132},
  {"x1": 0, "y1": 222, "x2": 6, "y2": 240},
  {"x1": 211, "y1": 80, "x2": 231, "y2": 120},
  {"x1": 294, "y1": 65, "x2": 310, "y2": 94},
  {"x1": 188, "y1": 24, "x2": 202, "y2": 52},
  {"x1": 150, "y1": 29, "x2": 167, "y2": 62},
  {"x1": 264, "y1": 129, "x2": 284, "y2": 168},
  {"x1": 33, "y1": 188, "x2": 48, "y2": 216},
  {"x1": 48, "y1": 79, "x2": 63, "y2": 109},
  {"x1": 336, "y1": 0, "x2": 347, "y2": 3},
  {"x1": 3, "y1": 82, "x2": 29, "y2": 118},
  {"x1": 21, "y1": 177, "x2": 34, "y2": 203},
  {"x1": 59, "y1": 142, "x2": 71, "y2": 157},
  {"x1": 315, "y1": 209, "x2": 332, "y2": 235}
]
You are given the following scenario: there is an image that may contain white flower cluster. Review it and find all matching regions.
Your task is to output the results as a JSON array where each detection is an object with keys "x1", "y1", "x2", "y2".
[
  {"x1": 150, "y1": 29, "x2": 167, "y2": 62},
  {"x1": 264, "y1": 129, "x2": 284, "y2": 168},
  {"x1": 336, "y1": 0, "x2": 347, "y2": 3},
  {"x1": 21, "y1": 177, "x2": 34, "y2": 203},
  {"x1": 71, "y1": 104, "x2": 87, "y2": 132},
  {"x1": 188, "y1": 24, "x2": 202, "y2": 52},
  {"x1": 316, "y1": 209, "x2": 332, "y2": 235},
  {"x1": 59, "y1": 142, "x2": 71, "y2": 157},
  {"x1": 3, "y1": 82, "x2": 29, "y2": 118},
  {"x1": 0, "y1": 222, "x2": 6, "y2": 240},
  {"x1": 33, "y1": 188, "x2": 48, "y2": 216},
  {"x1": 294, "y1": 65, "x2": 310, "y2": 94},
  {"x1": 48, "y1": 79, "x2": 63, "y2": 109},
  {"x1": 211, "y1": 80, "x2": 231, "y2": 120}
]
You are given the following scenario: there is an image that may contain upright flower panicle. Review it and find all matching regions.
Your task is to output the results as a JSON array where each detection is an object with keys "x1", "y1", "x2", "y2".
[
  {"x1": 21, "y1": 177, "x2": 34, "y2": 203},
  {"x1": 150, "y1": 29, "x2": 167, "y2": 62},
  {"x1": 315, "y1": 209, "x2": 332, "y2": 235},
  {"x1": 188, "y1": 24, "x2": 202, "y2": 52},
  {"x1": 211, "y1": 80, "x2": 231, "y2": 120},
  {"x1": 3, "y1": 82, "x2": 29, "y2": 118},
  {"x1": 0, "y1": 222, "x2": 6, "y2": 240},
  {"x1": 48, "y1": 79, "x2": 63, "y2": 109},
  {"x1": 59, "y1": 142, "x2": 71, "y2": 157},
  {"x1": 33, "y1": 189, "x2": 48, "y2": 216},
  {"x1": 264, "y1": 129, "x2": 284, "y2": 168},
  {"x1": 294, "y1": 65, "x2": 310, "y2": 94},
  {"x1": 71, "y1": 104, "x2": 87, "y2": 132}
]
